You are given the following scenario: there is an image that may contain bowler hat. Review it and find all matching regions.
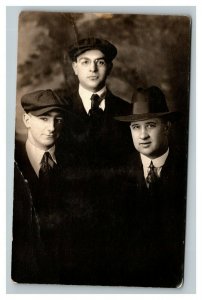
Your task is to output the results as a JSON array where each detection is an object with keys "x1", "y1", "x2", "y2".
[
  {"x1": 21, "y1": 89, "x2": 67, "y2": 116},
  {"x1": 115, "y1": 86, "x2": 181, "y2": 122},
  {"x1": 68, "y1": 37, "x2": 117, "y2": 62}
]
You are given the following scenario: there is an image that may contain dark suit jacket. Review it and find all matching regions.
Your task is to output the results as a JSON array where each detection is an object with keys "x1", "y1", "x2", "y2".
[
  {"x1": 12, "y1": 141, "x2": 71, "y2": 283},
  {"x1": 60, "y1": 88, "x2": 133, "y2": 167},
  {"x1": 108, "y1": 148, "x2": 188, "y2": 287}
]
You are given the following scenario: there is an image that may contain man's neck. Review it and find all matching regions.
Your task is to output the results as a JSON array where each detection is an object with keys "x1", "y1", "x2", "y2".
[{"x1": 79, "y1": 84, "x2": 107, "y2": 95}]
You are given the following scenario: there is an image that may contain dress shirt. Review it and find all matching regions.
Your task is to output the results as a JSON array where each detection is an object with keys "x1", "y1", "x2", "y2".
[
  {"x1": 26, "y1": 139, "x2": 57, "y2": 177},
  {"x1": 78, "y1": 84, "x2": 106, "y2": 114},
  {"x1": 140, "y1": 148, "x2": 169, "y2": 179}
]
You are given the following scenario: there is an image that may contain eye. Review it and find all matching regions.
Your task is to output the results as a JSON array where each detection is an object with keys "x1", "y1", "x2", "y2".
[
  {"x1": 96, "y1": 59, "x2": 106, "y2": 66},
  {"x1": 146, "y1": 123, "x2": 156, "y2": 129},
  {"x1": 55, "y1": 118, "x2": 63, "y2": 124},
  {"x1": 80, "y1": 59, "x2": 90, "y2": 65},
  {"x1": 39, "y1": 117, "x2": 48, "y2": 121},
  {"x1": 131, "y1": 124, "x2": 140, "y2": 130}
]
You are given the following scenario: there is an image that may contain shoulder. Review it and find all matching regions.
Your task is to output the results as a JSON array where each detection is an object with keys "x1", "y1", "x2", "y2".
[
  {"x1": 54, "y1": 88, "x2": 79, "y2": 107},
  {"x1": 106, "y1": 89, "x2": 131, "y2": 115},
  {"x1": 15, "y1": 141, "x2": 27, "y2": 167},
  {"x1": 165, "y1": 148, "x2": 187, "y2": 171}
]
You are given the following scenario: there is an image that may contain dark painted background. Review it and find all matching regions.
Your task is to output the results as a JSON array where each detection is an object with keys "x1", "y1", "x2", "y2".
[{"x1": 15, "y1": 11, "x2": 191, "y2": 151}]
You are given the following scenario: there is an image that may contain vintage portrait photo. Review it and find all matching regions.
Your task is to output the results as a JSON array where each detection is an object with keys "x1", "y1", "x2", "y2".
[{"x1": 11, "y1": 10, "x2": 191, "y2": 288}]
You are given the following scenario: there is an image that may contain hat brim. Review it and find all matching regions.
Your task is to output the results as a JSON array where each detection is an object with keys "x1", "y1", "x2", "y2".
[
  {"x1": 115, "y1": 111, "x2": 181, "y2": 122},
  {"x1": 28, "y1": 106, "x2": 67, "y2": 116}
]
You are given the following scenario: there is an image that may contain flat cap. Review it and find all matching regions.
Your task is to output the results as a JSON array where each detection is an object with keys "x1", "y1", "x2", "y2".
[
  {"x1": 21, "y1": 89, "x2": 67, "y2": 116},
  {"x1": 68, "y1": 37, "x2": 117, "y2": 62}
]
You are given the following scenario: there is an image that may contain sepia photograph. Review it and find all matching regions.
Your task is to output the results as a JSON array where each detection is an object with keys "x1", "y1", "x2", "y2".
[{"x1": 11, "y1": 10, "x2": 191, "y2": 288}]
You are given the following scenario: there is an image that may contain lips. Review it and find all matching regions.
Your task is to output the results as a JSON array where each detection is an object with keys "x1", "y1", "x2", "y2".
[
  {"x1": 88, "y1": 76, "x2": 98, "y2": 80},
  {"x1": 139, "y1": 142, "x2": 151, "y2": 147}
]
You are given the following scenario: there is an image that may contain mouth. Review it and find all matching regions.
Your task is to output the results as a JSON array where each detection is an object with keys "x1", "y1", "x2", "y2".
[
  {"x1": 139, "y1": 142, "x2": 151, "y2": 147},
  {"x1": 88, "y1": 76, "x2": 98, "y2": 80}
]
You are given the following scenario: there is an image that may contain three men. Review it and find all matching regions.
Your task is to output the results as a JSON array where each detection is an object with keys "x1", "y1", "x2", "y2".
[{"x1": 12, "y1": 37, "x2": 188, "y2": 287}]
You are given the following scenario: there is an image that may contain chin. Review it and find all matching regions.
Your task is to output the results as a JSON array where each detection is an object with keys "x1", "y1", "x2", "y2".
[{"x1": 42, "y1": 141, "x2": 55, "y2": 149}]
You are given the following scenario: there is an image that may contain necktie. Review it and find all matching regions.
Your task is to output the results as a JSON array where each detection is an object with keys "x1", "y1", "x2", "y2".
[
  {"x1": 38, "y1": 152, "x2": 56, "y2": 187},
  {"x1": 39, "y1": 152, "x2": 55, "y2": 177},
  {"x1": 89, "y1": 94, "x2": 103, "y2": 116},
  {"x1": 146, "y1": 160, "x2": 158, "y2": 188},
  {"x1": 38, "y1": 152, "x2": 56, "y2": 209}
]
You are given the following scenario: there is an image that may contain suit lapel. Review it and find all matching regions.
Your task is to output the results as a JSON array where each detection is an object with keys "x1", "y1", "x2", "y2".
[{"x1": 72, "y1": 91, "x2": 89, "y2": 118}]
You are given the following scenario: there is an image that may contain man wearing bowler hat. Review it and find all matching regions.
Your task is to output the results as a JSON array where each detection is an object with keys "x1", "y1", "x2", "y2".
[
  {"x1": 64, "y1": 37, "x2": 132, "y2": 166},
  {"x1": 12, "y1": 89, "x2": 68, "y2": 283},
  {"x1": 113, "y1": 86, "x2": 188, "y2": 287}
]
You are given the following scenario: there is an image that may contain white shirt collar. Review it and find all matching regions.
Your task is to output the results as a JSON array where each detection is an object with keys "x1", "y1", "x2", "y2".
[
  {"x1": 140, "y1": 148, "x2": 169, "y2": 178},
  {"x1": 26, "y1": 139, "x2": 56, "y2": 177},
  {"x1": 78, "y1": 84, "x2": 106, "y2": 113}
]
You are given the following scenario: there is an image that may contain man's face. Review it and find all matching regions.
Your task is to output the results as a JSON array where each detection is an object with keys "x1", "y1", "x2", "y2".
[
  {"x1": 23, "y1": 111, "x2": 64, "y2": 150},
  {"x1": 72, "y1": 49, "x2": 112, "y2": 92},
  {"x1": 130, "y1": 118, "x2": 170, "y2": 159}
]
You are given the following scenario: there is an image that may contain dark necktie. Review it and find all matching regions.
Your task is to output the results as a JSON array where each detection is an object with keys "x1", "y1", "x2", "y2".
[
  {"x1": 39, "y1": 152, "x2": 55, "y2": 174},
  {"x1": 38, "y1": 152, "x2": 56, "y2": 209},
  {"x1": 38, "y1": 152, "x2": 56, "y2": 185},
  {"x1": 89, "y1": 93, "x2": 103, "y2": 116},
  {"x1": 146, "y1": 160, "x2": 158, "y2": 188}
]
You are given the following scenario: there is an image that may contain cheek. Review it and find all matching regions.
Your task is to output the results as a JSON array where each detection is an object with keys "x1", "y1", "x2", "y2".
[
  {"x1": 100, "y1": 68, "x2": 108, "y2": 77},
  {"x1": 31, "y1": 123, "x2": 44, "y2": 136},
  {"x1": 153, "y1": 131, "x2": 163, "y2": 145},
  {"x1": 131, "y1": 132, "x2": 138, "y2": 146},
  {"x1": 55, "y1": 124, "x2": 63, "y2": 132}
]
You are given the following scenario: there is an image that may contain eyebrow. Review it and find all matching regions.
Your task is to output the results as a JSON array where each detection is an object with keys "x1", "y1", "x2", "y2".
[{"x1": 78, "y1": 56, "x2": 106, "y2": 61}]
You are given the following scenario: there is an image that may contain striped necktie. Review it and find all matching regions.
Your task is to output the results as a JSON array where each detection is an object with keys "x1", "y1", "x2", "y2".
[{"x1": 146, "y1": 160, "x2": 158, "y2": 188}]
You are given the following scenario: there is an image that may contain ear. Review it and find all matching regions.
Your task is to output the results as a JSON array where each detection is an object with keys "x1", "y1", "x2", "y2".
[
  {"x1": 23, "y1": 113, "x2": 31, "y2": 128},
  {"x1": 164, "y1": 121, "x2": 171, "y2": 135},
  {"x1": 72, "y1": 61, "x2": 78, "y2": 75}
]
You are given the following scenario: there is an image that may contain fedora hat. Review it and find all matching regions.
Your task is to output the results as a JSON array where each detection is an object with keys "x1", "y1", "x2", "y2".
[
  {"x1": 68, "y1": 37, "x2": 117, "y2": 62},
  {"x1": 21, "y1": 89, "x2": 67, "y2": 116},
  {"x1": 115, "y1": 86, "x2": 181, "y2": 122}
]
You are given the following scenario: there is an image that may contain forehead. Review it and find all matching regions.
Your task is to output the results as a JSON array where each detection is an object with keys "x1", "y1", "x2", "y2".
[
  {"x1": 131, "y1": 118, "x2": 162, "y2": 125},
  {"x1": 77, "y1": 49, "x2": 105, "y2": 60}
]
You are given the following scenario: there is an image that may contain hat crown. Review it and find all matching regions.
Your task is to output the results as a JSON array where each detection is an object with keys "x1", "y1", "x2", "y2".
[
  {"x1": 132, "y1": 86, "x2": 169, "y2": 115},
  {"x1": 68, "y1": 36, "x2": 117, "y2": 61},
  {"x1": 21, "y1": 89, "x2": 65, "y2": 115},
  {"x1": 114, "y1": 86, "x2": 181, "y2": 123}
]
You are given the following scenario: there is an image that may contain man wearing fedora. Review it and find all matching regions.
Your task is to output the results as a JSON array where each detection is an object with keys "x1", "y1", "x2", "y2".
[
  {"x1": 63, "y1": 37, "x2": 132, "y2": 167},
  {"x1": 12, "y1": 89, "x2": 70, "y2": 283},
  {"x1": 113, "y1": 86, "x2": 188, "y2": 287}
]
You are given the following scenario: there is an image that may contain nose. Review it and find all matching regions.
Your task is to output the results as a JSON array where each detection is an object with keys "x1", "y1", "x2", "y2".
[
  {"x1": 90, "y1": 61, "x2": 97, "y2": 72},
  {"x1": 139, "y1": 126, "x2": 149, "y2": 139},
  {"x1": 47, "y1": 119, "x2": 55, "y2": 132}
]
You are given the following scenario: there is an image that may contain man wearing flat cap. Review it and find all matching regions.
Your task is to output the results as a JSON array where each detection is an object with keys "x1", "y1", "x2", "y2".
[
  {"x1": 64, "y1": 37, "x2": 132, "y2": 167},
  {"x1": 12, "y1": 89, "x2": 68, "y2": 283}
]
